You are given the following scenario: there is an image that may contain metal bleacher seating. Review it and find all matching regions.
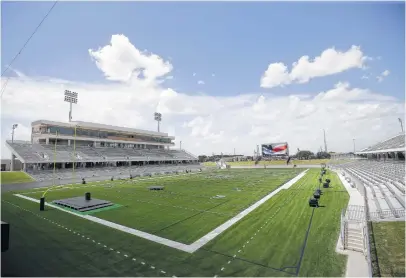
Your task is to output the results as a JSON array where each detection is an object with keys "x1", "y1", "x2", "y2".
[
  {"x1": 28, "y1": 163, "x2": 203, "y2": 182},
  {"x1": 359, "y1": 134, "x2": 405, "y2": 152},
  {"x1": 7, "y1": 140, "x2": 200, "y2": 182},
  {"x1": 337, "y1": 160, "x2": 405, "y2": 220},
  {"x1": 8, "y1": 141, "x2": 197, "y2": 163}
]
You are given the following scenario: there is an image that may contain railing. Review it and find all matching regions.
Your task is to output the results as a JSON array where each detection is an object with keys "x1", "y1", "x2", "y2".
[
  {"x1": 340, "y1": 209, "x2": 347, "y2": 248},
  {"x1": 369, "y1": 209, "x2": 405, "y2": 220},
  {"x1": 362, "y1": 178, "x2": 374, "y2": 278}
]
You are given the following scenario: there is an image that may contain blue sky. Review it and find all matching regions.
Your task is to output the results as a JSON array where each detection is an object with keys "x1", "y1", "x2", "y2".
[
  {"x1": 2, "y1": 1, "x2": 404, "y2": 98},
  {"x1": 1, "y1": 1, "x2": 405, "y2": 157}
]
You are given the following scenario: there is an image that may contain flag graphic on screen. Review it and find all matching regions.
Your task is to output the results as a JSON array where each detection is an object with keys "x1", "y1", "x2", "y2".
[{"x1": 262, "y1": 143, "x2": 288, "y2": 156}]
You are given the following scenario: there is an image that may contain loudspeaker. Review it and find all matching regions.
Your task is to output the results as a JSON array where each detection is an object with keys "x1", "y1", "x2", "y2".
[
  {"x1": 85, "y1": 192, "x2": 91, "y2": 201},
  {"x1": 40, "y1": 197, "x2": 45, "y2": 211}
]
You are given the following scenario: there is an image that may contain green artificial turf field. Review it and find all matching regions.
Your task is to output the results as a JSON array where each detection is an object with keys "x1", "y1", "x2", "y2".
[
  {"x1": 2, "y1": 168, "x2": 349, "y2": 277},
  {"x1": 1, "y1": 171, "x2": 34, "y2": 184}
]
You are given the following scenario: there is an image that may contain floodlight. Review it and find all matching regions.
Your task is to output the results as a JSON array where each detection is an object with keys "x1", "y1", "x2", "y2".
[
  {"x1": 154, "y1": 112, "x2": 162, "y2": 132},
  {"x1": 64, "y1": 90, "x2": 78, "y2": 122}
]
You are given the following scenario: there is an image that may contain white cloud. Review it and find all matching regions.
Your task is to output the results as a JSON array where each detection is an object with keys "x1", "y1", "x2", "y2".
[
  {"x1": 212, "y1": 73, "x2": 215, "y2": 77},
  {"x1": 1, "y1": 36, "x2": 404, "y2": 158},
  {"x1": 192, "y1": 73, "x2": 196, "y2": 77},
  {"x1": 382, "y1": 70, "x2": 390, "y2": 76},
  {"x1": 197, "y1": 80, "x2": 205, "y2": 85},
  {"x1": 88, "y1": 34, "x2": 172, "y2": 83},
  {"x1": 261, "y1": 45, "x2": 368, "y2": 88},
  {"x1": 376, "y1": 70, "x2": 390, "y2": 82},
  {"x1": 361, "y1": 75, "x2": 369, "y2": 80}
]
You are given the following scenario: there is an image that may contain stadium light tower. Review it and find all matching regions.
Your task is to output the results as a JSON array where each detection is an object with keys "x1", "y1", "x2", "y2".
[
  {"x1": 64, "y1": 90, "x2": 78, "y2": 122},
  {"x1": 11, "y1": 124, "x2": 18, "y2": 143},
  {"x1": 154, "y1": 112, "x2": 162, "y2": 132},
  {"x1": 398, "y1": 118, "x2": 404, "y2": 133}
]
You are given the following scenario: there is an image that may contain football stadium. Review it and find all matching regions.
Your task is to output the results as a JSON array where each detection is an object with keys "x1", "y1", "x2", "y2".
[
  {"x1": 1, "y1": 2, "x2": 405, "y2": 278},
  {"x1": 1, "y1": 109, "x2": 405, "y2": 277}
]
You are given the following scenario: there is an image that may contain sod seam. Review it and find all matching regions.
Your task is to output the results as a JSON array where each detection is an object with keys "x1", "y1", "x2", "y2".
[{"x1": 154, "y1": 200, "x2": 231, "y2": 233}]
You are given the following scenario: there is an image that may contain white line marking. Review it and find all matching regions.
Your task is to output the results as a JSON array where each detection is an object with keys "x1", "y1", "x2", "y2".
[
  {"x1": 141, "y1": 262, "x2": 145, "y2": 265},
  {"x1": 124, "y1": 254, "x2": 128, "y2": 257},
  {"x1": 227, "y1": 261, "x2": 231, "y2": 264},
  {"x1": 13, "y1": 170, "x2": 308, "y2": 254},
  {"x1": 151, "y1": 266, "x2": 155, "y2": 269},
  {"x1": 221, "y1": 267, "x2": 225, "y2": 271}
]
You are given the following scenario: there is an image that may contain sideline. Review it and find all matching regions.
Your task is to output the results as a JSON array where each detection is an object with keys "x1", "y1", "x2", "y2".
[{"x1": 14, "y1": 169, "x2": 309, "y2": 253}]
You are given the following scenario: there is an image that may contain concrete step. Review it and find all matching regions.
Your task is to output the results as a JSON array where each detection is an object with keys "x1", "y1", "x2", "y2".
[
  {"x1": 347, "y1": 231, "x2": 363, "y2": 239},
  {"x1": 347, "y1": 226, "x2": 362, "y2": 232},
  {"x1": 348, "y1": 238, "x2": 364, "y2": 246},
  {"x1": 347, "y1": 241, "x2": 364, "y2": 250},
  {"x1": 347, "y1": 230, "x2": 363, "y2": 237}
]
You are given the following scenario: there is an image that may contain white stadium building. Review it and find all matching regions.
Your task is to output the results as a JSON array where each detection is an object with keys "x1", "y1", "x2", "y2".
[{"x1": 6, "y1": 119, "x2": 199, "y2": 181}]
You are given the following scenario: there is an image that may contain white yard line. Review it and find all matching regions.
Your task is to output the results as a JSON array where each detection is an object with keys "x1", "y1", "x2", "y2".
[{"x1": 14, "y1": 169, "x2": 308, "y2": 254}]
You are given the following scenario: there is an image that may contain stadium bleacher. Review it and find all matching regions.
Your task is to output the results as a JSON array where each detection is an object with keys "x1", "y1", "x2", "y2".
[
  {"x1": 358, "y1": 134, "x2": 405, "y2": 153},
  {"x1": 337, "y1": 160, "x2": 405, "y2": 220},
  {"x1": 331, "y1": 132, "x2": 405, "y2": 221},
  {"x1": 27, "y1": 163, "x2": 203, "y2": 182},
  {"x1": 7, "y1": 141, "x2": 197, "y2": 163}
]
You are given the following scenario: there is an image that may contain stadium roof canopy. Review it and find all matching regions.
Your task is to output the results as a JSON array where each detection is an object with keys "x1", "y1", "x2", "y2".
[
  {"x1": 31, "y1": 119, "x2": 174, "y2": 138},
  {"x1": 355, "y1": 133, "x2": 405, "y2": 154}
]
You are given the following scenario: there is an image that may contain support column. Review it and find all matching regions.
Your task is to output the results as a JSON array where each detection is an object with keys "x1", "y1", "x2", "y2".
[
  {"x1": 10, "y1": 154, "x2": 16, "y2": 171},
  {"x1": 46, "y1": 138, "x2": 49, "y2": 145},
  {"x1": 68, "y1": 140, "x2": 71, "y2": 146},
  {"x1": 23, "y1": 163, "x2": 26, "y2": 172}
]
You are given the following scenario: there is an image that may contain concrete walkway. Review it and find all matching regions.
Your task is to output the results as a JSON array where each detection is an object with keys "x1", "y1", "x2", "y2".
[{"x1": 334, "y1": 169, "x2": 370, "y2": 277}]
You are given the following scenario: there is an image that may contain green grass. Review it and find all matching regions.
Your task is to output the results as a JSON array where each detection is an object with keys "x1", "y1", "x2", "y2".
[
  {"x1": 1, "y1": 171, "x2": 34, "y2": 184},
  {"x1": 2, "y1": 168, "x2": 348, "y2": 277},
  {"x1": 203, "y1": 159, "x2": 331, "y2": 167},
  {"x1": 18, "y1": 169, "x2": 302, "y2": 243},
  {"x1": 371, "y1": 221, "x2": 405, "y2": 277}
]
